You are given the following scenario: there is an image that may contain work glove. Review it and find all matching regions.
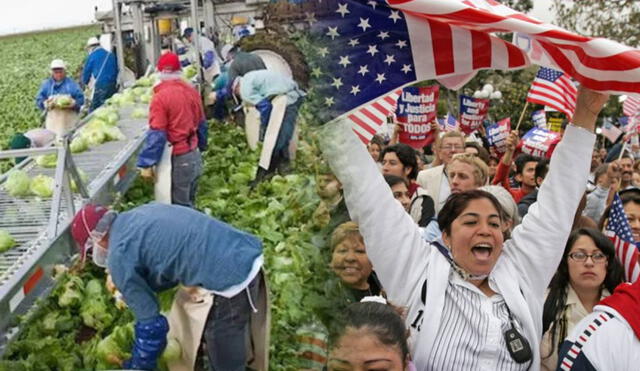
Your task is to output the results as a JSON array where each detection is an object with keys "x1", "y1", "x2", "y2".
[
  {"x1": 139, "y1": 167, "x2": 156, "y2": 182},
  {"x1": 123, "y1": 315, "x2": 169, "y2": 370}
]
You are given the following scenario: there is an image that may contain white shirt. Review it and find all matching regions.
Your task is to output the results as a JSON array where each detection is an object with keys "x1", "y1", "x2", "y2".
[
  {"x1": 561, "y1": 306, "x2": 640, "y2": 371},
  {"x1": 427, "y1": 272, "x2": 530, "y2": 371}
]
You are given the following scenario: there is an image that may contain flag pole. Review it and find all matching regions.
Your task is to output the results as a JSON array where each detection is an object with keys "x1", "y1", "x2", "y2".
[{"x1": 515, "y1": 101, "x2": 529, "y2": 132}]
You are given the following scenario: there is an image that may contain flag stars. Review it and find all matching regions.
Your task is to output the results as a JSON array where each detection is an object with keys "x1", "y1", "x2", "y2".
[
  {"x1": 383, "y1": 54, "x2": 396, "y2": 65},
  {"x1": 348, "y1": 38, "x2": 360, "y2": 47},
  {"x1": 305, "y1": 12, "x2": 317, "y2": 25},
  {"x1": 367, "y1": 0, "x2": 378, "y2": 9},
  {"x1": 377, "y1": 31, "x2": 390, "y2": 40},
  {"x1": 366, "y1": 45, "x2": 379, "y2": 56},
  {"x1": 317, "y1": 47, "x2": 329, "y2": 57},
  {"x1": 389, "y1": 10, "x2": 402, "y2": 23},
  {"x1": 311, "y1": 67, "x2": 322, "y2": 78},
  {"x1": 336, "y1": 3, "x2": 350, "y2": 18},
  {"x1": 326, "y1": 26, "x2": 340, "y2": 40},
  {"x1": 350, "y1": 85, "x2": 361, "y2": 95},
  {"x1": 358, "y1": 18, "x2": 372, "y2": 32},
  {"x1": 357, "y1": 65, "x2": 369, "y2": 76},
  {"x1": 401, "y1": 64, "x2": 413, "y2": 74},
  {"x1": 325, "y1": 97, "x2": 335, "y2": 107},
  {"x1": 375, "y1": 73, "x2": 386, "y2": 84},
  {"x1": 338, "y1": 55, "x2": 351, "y2": 68},
  {"x1": 395, "y1": 39, "x2": 408, "y2": 49},
  {"x1": 331, "y1": 77, "x2": 343, "y2": 90}
]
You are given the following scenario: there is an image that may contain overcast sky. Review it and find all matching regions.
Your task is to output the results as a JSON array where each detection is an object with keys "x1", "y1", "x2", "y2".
[{"x1": 0, "y1": 0, "x2": 554, "y2": 36}]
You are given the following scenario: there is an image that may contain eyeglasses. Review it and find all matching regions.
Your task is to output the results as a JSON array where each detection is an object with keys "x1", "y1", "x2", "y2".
[
  {"x1": 568, "y1": 252, "x2": 607, "y2": 263},
  {"x1": 441, "y1": 145, "x2": 464, "y2": 151}
]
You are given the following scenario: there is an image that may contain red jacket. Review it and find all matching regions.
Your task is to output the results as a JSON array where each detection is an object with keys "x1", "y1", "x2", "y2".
[
  {"x1": 149, "y1": 79, "x2": 205, "y2": 156},
  {"x1": 491, "y1": 160, "x2": 530, "y2": 203}
]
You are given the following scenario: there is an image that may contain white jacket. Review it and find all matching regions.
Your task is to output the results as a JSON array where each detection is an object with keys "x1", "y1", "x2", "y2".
[{"x1": 322, "y1": 122, "x2": 595, "y2": 371}]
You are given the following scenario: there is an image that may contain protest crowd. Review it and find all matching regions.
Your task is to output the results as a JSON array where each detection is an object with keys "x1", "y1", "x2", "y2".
[{"x1": 7, "y1": 0, "x2": 640, "y2": 370}]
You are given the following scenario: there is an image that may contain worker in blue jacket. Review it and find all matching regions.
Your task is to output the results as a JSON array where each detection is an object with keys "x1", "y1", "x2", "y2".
[
  {"x1": 231, "y1": 69, "x2": 305, "y2": 184},
  {"x1": 82, "y1": 37, "x2": 118, "y2": 111},
  {"x1": 35, "y1": 59, "x2": 84, "y2": 111},
  {"x1": 71, "y1": 203, "x2": 264, "y2": 370}
]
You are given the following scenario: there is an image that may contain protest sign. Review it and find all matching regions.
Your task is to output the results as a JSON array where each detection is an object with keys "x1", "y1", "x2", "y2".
[
  {"x1": 531, "y1": 110, "x2": 546, "y2": 128},
  {"x1": 459, "y1": 95, "x2": 489, "y2": 134},
  {"x1": 518, "y1": 126, "x2": 562, "y2": 159},
  {"x1": 486, "y1": 118, "x2": 511, "y2": 154},
  {"x1": 396, "y1": 85, "x2": 439, "y2": 148},
  {"x1": 548, "y1": 116, "x2": 563, "y2": 132}
]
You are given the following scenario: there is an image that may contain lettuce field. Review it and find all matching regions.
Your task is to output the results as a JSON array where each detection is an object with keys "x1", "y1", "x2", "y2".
[{"x1": 0, "y1": 27, "x2": 348, "y2": 370}]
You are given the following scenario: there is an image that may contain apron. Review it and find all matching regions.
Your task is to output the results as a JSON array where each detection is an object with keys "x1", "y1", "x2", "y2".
[
  {"x1": 45, "y1": 108, "x2": 78, "y2": 140},
  {"x1": 166, "y1": 272, "x2": 271, "y2": 371},
  {"x1": 155, "y1": 142, "x2": 172, "y2": 204},
  {"x1": 244, "y1": 106, "x2": 261, "y2": 150},
  {"x1": 259, "y1": 95, "x2": 287, "y2": 171}
]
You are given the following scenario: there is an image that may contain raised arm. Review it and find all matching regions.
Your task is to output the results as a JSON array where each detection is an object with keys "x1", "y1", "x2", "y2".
[
  {"x1": 320, "y1": 118, "x2": 429, "y2": 307},
  {"x1": 506, "y1": 87, "x2": 608, "y2": 295}
]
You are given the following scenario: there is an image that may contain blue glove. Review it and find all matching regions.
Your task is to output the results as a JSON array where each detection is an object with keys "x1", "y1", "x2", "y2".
[
  {"x1": 180, "y1": 59, "x2": 191, "y2": 67},
  {"x1": 256, "y1": 98, "x2": 273, "y2": 130},
  {"x1": 203, "y1": 50, "x2": 215, "y2": 69},
  {"x1": 123, "y1": 315, "x2": 169, "y2": 370},
  {"x1": 137, "y1": 130, "x2": 168, "y2": 168},
  {"x1": 176, "y1": 46, "x2": 188, "y2": 55},
  {"x1": 197, "y1": 120, "x2": 208, "y2": 152}
]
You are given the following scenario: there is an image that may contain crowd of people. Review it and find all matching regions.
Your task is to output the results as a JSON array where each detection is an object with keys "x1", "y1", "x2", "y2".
[{"x1": 310, "y1": 87, "x2": 640, "y2": 370}]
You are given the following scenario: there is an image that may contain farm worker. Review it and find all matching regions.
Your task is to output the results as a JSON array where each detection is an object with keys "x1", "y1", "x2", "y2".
[
  {"x1": 136, "y1": 52, "x2": 207, "y2": 208},
  {"x1": 225, "y1": 48, "x2": 266, "y2": 87},
  {"x1": 35, "y1": 59, "x2": 84, "y2": 112},
  {"x1": 35, "y1": 59, "x2": 84, "y2": 139},
  {"x1": 232, "y1": 69, "x2": 305, "y2": 185},
  {"x1": 70, "y1": 202, "x2": 265, "y2": 370},
  {"x1": 210, "y1": 48, "x2": 266, "y2": 120},
  {"x1": 9, "y1": 129, "x2": 56, "y2": 164},
  {"x1": 180, "y1": 27, "x2": 221, "y2": 84},
  {"x1": 82, "y1": 36, "x2": 118, "y2": 112}
]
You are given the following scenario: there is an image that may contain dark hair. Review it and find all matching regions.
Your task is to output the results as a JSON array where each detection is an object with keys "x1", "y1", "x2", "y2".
[
  {"x1": 383, "y1": 174, "x2": 409, "y2": 189},
  {"x1": 535, "y1": 159, "x2": 550, "y2": 184},
  {"x1": 437, "y1": 190, "x2": 507, "y2": 236},
  {"x1": 488, "y1": 155, "x2": 499, "y2": 165},
  {"x1": 329, "y1": 302, "x2": 409, "y2": 363},
  {"x1": 542, "y1": 228, "x2": 624, "y2": 359},
  {"x1": 593, "y1": 164, "x2": 608, "y2": 185},
  {"x1": 514, "y1": 153, "x2": 540, "y2": 175},
  {"x1": 369, "y1": 134, "x2": 385, "y2": 148},
  {"x1": 380, "y1": 143, "x2": 418, "y2": 180},
  {"x1": 598, "y1": 189, "x2": 640, "y2": 231},
  {"x1": 464, "y1": 142, "x2": 490, "y2": 164}
]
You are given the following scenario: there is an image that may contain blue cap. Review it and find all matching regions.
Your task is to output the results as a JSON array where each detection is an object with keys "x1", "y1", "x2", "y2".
[{"x1": 183, "y1": 27, "x2": 194, "y2": 38}]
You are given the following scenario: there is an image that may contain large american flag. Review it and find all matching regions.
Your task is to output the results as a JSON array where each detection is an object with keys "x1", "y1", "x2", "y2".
[
  {"x1": 309, "y1": 0, "x2": 529, "y2": 135},
  {"x1": 388, "y1": 0, "x2": 640, "y2": 94},
  {"x1": 623, "y1": 95, "x2": 640, "y2": 117},
  {"x1": 307, "y1": 0, "x2": 640, "y2": 138},
  {"x1": 526, "y1": 67, "x2": 577, "y2": 119},
  {"x1": 605, "y1": 194, "x2": 640, "y2": 282}
]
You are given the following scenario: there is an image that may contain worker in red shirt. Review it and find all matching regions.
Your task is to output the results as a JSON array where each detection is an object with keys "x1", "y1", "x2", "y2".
[
  {"x1": 492, "y1": 130, "x2": 540, "y2": 203},
  {"x1": 137, "y1": 52, "x2": 207, "y2": 208}
]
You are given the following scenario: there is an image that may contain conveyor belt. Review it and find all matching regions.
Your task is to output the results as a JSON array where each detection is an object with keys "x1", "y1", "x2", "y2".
[{"x1": 0, "y1": 104, "x2": 149, "y2": 339}]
